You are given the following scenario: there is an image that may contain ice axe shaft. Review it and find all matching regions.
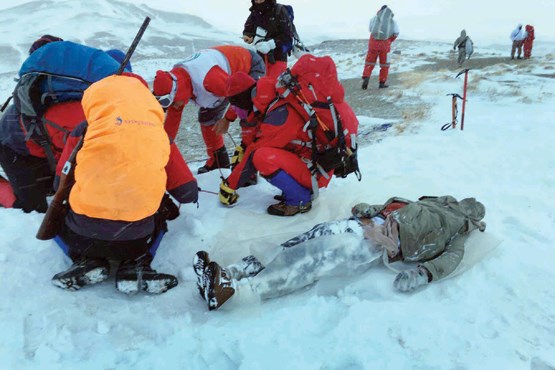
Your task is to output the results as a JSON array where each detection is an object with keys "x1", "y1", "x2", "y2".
[
  {"x1": 116, "y1": 16, "x2": 151, "y2": 75},
  {"x1": 457, "y1": 69, "x2": 470, "y2": 131}
]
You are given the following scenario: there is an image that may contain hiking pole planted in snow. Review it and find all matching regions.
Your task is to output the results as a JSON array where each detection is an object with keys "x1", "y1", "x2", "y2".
[
  {"x1": 36, "y1": 17, "x2": 152, "y2": 241},
  {"x1": 456, "y1": 68, "x2": 470, "y2": 131}
]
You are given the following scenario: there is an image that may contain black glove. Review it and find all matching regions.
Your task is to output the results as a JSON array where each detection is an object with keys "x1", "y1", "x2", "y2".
[{"x1": 159, "y1": 193, "x2": 180, "y2": 221}]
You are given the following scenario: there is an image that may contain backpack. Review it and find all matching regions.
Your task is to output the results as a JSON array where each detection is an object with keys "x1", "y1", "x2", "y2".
[
  {"x1": 12, "y1": 41, "x2": 121, "y2": 170},
  {"x1": 276, "y1": 54, "x2": 361, "y2": 180},
  {"x1": 275, "y1": 4, "x2": 309, "y2": 56}
]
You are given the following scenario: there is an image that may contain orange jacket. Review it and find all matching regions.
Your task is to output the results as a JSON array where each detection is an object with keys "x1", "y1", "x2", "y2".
[{"x1": 69, "y1": 75, "x2": 170, "y2": 221}]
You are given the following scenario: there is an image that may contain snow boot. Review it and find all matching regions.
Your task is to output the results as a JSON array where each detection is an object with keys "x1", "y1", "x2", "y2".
[
  {"x1": 267, "y1": 171, "x2": 312, "y2": 216},
  {"x1": 116, "y1": 257, "x2": 178, "y2": 295},
  {"x1": 204, "y1": 261, "x2": 235, "y2": 311},
  {"x1": 193, "y1": 250, "x2": 210, "y2": 297},
  {"x1": 361, "y1": 77, "x2": 369, "y2": 90},
  {"x1": 267, "y1": 201, "x2": 312, "y2": 216},
  {"x1": 198, "y1": 146, "x2": 230, "y2": 174},
  {"x1": 379, "y1": 82, "x2": 389, "y2": 89},
  {"x1": 227, "y1": 255, "x2": 265, "y2": 280},
  {"x1": 51, "y1": 258, "x2": 110, "y2": 291}
]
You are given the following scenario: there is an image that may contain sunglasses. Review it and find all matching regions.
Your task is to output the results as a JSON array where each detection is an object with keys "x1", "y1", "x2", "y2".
[{"x1": 154, "y1": 72, "x2": 178, "y2": 108}]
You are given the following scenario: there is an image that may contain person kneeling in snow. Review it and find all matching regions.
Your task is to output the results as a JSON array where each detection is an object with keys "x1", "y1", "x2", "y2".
[
  {"x1": 194, "y1": 195, "x2": 486, "y2": 310},
  {"x1": 48, "y1": 73, "x2": 198, "y2": 294}
]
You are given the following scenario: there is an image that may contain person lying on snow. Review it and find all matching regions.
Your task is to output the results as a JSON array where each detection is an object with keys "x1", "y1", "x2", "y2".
[
  {"x1": 193, "y1": 195, "x2": 487, "y2": 310},
  {"x1": 48, "y1": 73, "x2": 198, "y2": 295}
]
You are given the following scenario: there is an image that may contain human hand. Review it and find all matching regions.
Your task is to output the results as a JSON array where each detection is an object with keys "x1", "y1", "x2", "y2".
[
  {"x1": 219, "y1": 180, "x2": 239, "y2": 206},
  {"x1": 255, "y1": 39, "x2": 276, "y2": 54},
  {"x1": 394, "y1": 267, "x2": 430, "y2": 292},
  {"x1": 243, "y1": 35, "x2": 253, "y2": 44},
  {"x1": 213, "y1": 118, "x2": 230, "y2": 135}
]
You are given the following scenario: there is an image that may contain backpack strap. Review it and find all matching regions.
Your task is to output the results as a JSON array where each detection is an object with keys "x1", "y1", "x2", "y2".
[{"x1": 22, "y1": 116, "x2": 58, "y2": 172}]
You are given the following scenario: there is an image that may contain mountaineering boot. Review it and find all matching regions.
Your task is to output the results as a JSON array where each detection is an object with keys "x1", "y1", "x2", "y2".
[
  {"x1": 226, "y1": 255, "x2": 265, "y2": 280},
  {"x1": 116, "y1": 256, "x2": 178, "y2": 295},
  {"x1": 193, "y1": 250, "x2": 210, "y2": 297},
  {"x1": 51, "y1": 258, "x2": 110, "y2": 291},
  {"x1": 266, "y1": 171, "x2": 312, "y2": 216},
  {"x1": 379, "y1": 82, "x2": 389, "y2": 89},
  {"x1": 267, "y1": 201, "x2": 312, "y2": 216},
  {"x1": 361, "y1": 77, "x2": 369, "y2": 90},
  {"x1": 197, "y1": 146, "x2": 230, "y2": 174},
  {"x1": 204, "y1": 261, "x2": 235, "y2": 311}
]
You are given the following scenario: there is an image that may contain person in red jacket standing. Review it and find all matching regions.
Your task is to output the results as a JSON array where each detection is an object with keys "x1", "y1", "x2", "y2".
[
  {"x1": 152, "y1": 45, "x2": 265, "y2": 174},
  {"x1": 523, "y1": 25, "x2": 535, "y2": 59},
  {"x1": 361, "y1": 5, "x2": 400, "y2": 89}
]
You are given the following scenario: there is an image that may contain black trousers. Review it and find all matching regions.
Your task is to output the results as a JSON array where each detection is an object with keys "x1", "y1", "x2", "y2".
[
  {"x1": 0, "y1": 144, "x2": 53, "y2": 213},
  {"x1": 59, "y1": 222, "x2": 151, "y2": 262}
]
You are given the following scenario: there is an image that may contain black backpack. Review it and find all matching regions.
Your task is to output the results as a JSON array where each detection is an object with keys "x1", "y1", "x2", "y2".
[{"x1": 275, "y1": 4, "x2": 309, "y2": 56}]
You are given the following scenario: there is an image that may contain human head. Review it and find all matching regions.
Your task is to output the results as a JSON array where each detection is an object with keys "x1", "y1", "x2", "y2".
[
  {"x1": 153, "y1": 70, "x2": 178, "y2": 108},
  {"x1": 153, "y1": 69, "x2": 192, "y2": 109},
  {"x1": 105, "y1": 49, "x2": 132, "y2": 72},
  {"x1": 29, "y1": 34, "x2": 63, "y2": 55}
]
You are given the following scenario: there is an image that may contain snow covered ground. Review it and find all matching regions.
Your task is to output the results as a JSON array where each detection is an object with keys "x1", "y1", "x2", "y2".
[{"x1": 1, "y1": 2, "x2": 555, "y2": 370}]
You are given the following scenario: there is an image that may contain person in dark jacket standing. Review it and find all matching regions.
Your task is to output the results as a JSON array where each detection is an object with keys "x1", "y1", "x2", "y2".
[{"x1": 242, "y1": 0, "x2": 294, "y2": 79}]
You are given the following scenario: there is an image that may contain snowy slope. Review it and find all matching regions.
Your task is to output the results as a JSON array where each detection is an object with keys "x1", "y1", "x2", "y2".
[{"x1": 1, "y1": 2, "x2": 555, "y2": 370}]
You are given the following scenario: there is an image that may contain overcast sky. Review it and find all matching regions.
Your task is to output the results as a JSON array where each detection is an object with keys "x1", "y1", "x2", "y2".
[{"x1": 2, "y1": 0, "x2": 555, "y2": 44}]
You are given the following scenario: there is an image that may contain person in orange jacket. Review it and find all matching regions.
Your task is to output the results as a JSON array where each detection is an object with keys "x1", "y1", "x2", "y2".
[
  {"x1": 152, "y1": 45, "x2": 265, "y2": 174},
  {"x1": 361, "y1": 5, "x2": 400, "y2": 89},
  {"x1": 49, "y1": 73, "x2": 198, "y2": 295}
]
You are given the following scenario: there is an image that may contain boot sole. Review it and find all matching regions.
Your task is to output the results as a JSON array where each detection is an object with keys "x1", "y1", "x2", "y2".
[
  {"x1": 52, "y1": 266, "x2": 109, "y2": 291},
  {"x1": 117, "y1": 274, "x2": 178, "y2": 295},
  {"x1": 193, "y1": 251, "x2": 210, "y2": 298},
  {"x1": 205, "y1": 262, "x2": 235, "y2": 311}
]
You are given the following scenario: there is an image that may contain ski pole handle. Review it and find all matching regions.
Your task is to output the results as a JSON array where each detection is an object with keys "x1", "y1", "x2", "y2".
[{"x1": 116, "y1": 16, "x2": 151, "y2": 75}]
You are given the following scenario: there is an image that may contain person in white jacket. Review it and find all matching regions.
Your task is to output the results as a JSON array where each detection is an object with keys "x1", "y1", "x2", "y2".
[{"x1": 510, "y1": 24, "x2": 528, "y2": 60}]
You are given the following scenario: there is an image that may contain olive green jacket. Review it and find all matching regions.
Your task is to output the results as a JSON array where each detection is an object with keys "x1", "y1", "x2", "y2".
[{"x1": 355, "y1": 196, "x2": 486, "y2": 281}]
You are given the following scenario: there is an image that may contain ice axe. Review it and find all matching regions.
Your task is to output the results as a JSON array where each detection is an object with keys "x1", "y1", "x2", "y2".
[
  {"x1": 441, "y1": 93, "x2": 463, "y2": 131},
  {"x1": 456, "y1": 68, "x2": 471, "y2": 130}
]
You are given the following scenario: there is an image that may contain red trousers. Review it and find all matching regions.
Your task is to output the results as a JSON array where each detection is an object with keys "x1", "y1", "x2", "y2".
[{"x1": 363, "y1": 49, "x2": 390, "y2": 83}]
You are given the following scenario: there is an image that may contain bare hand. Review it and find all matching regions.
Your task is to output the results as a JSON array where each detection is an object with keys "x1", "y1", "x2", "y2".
[{"x1": 213, "y1": 119, "x2": 230, "y2": 135}]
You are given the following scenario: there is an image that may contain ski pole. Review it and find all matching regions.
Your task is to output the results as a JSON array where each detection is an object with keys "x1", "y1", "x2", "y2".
[{"x1": 456, "y1": 69, "x2": 470, "y2": 131}]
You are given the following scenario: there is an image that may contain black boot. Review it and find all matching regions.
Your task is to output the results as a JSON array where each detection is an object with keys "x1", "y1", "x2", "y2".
[
  {"x1": 361, "y1": 77, "x2": 369, "y2": 90},
  {"x1": 193, "y1": 251, "x2": 210, "y2": 298},
  {"x1": 116, "y1": 256, "x2": 178, "y2": 295},
  {"x1": 204, "y1": 261, "x2": 235, "y2": 311},
  {"x1": 52, "y1": 258, "x2": 110, "y2": 291},
  {"x1": 379, "y1": 82, "x2": 389, "y2": 89},
  {"x1": 227, "y1": 255, "x2": 265, "y2": 280},
  {"x1": 198, "y1": 146, "x2": 230, "y2": 174}
]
